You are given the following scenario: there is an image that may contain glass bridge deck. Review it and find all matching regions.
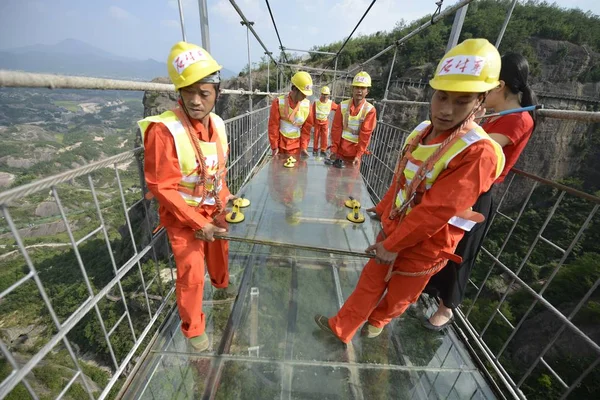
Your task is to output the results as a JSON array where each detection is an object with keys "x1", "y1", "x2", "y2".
[{"x1": 122, "y1": 155, "x2": 496, "y2": 399}]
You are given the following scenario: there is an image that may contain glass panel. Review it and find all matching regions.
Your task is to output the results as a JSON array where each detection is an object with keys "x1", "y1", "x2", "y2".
[
  {"x1": 291, "y1": 365, "x2": 352, "y2": 399},
  {"x1": 228, "y1": 157, "x2": 379, "y2": 252},
  {"x1": 121, "y1": 158, "x2": 498, "y2": 399},
  {"x1": 137, "y1": 354, "x2": 210, "y2": 400},
  {"x1": 213, "y1": 360, "x2": 281, "y2": 400}
]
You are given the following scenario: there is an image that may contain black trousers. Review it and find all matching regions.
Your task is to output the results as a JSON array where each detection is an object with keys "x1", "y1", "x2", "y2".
[{"x1": 424, "y1": 189, "x2": 494, "y2": 309}]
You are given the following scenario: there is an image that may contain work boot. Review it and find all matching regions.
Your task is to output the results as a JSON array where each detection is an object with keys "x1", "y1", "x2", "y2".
[
  {"x1": 188, "y1": 333, "x2": 209, "y2": 351},
  {"x1": 313, "y1": 149, "x2": 318, "y2": 156},
  {"x1": 361, "y1": 323, "x2": 383, "y2": 339},
  {"x1": 314, "y1": 314, "x2": 336, "y2": 338},
  {"x1": 333, "y1": 159, "x2": 344, "y2": 169},
  {"x1": 320, "y1": 150, "x2": 327, "y2": 157}
]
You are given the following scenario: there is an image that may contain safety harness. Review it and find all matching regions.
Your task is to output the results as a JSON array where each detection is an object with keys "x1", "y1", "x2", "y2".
[{"x1": 382, "y1": 111, "x2": 485, "y2": 281}]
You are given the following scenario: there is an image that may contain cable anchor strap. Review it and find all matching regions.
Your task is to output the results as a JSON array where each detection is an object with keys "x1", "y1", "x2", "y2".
[{"x1": 431, "y1": 1, "x2": 444, "y2": 24}]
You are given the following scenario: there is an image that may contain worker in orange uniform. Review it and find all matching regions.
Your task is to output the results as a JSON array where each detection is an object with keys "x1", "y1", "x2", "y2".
[
  {"x1": 312, "y1": 86, "x2": 338, "y2": 156},
  {"x1": 269, "y1": 71, "x2": 314, "y2": 157},
  {"x1": 315, "y1": 39, "x2": 506, "y2": 343},
  {"x1": 329, "y1": 71, "x2": 377, "y2": 165},
  {"x1": 139, "y1": 42, "x2": 235, "y2": 352},
  {"x1": 423, "y1": 52, "x2": 537, "y2": 330}
]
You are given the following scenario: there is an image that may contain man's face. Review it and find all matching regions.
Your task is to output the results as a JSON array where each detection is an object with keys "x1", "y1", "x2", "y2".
[
  {"x1": 352, "y1": 86, "x2": 368, "y2": 103},
  {"x1": 179, "y1": 82, "x2": 218, "y2": 120},
  {"x1": 292, "y1": 88, "x2": 307, "y2": 102},
  {"x1": 320, "y1": 94, "x2": 330, "y2": 102},
  {"x1": 430, "y1": 90, "x2": 481, "y2": 131}
]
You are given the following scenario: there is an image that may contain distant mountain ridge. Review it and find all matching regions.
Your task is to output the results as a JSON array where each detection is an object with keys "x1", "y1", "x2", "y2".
[{"x1": 0, "y1": 39, "x2": 236, "y2": 80}]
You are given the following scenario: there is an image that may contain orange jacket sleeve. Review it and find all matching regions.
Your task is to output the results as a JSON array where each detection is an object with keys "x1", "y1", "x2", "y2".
[
  {"x1": 382, "y1": 141, "x2": 499, "y2": 253},
  {"x1": 331, "y1": 102, "x2": 339, "y2": 112},
  {"x1": 268, "y1": 98, "x2": 281, "y2": 150},
  {"x1": 143, "y1": 122, "x2": 209, "y2": 231},
  {"x1": 330, "y1": 106, "x2": 343, "y2": 155},
  {"x1": 356, "y1": 107, "x2": 377, "y2": 158},
  {"x1": 300, "y1": 105, "x2": 314, "y2": 150}
]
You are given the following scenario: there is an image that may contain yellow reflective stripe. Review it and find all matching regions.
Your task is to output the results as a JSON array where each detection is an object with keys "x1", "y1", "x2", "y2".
[
  {"x1": 209, "y1": 112, "x2": 228, "y2": 154},
  {"x1": 395, "y1": 120, "x2": 505, "y2": 229},
  {"x1": 316, "y1": 100, "x2": 332, "y2": 120},
  {"x1": 180, "y1": 175, "x2": 199, "y2": 184},
  {"x1": 280, "y1": 120, "x2": 301, "y2": 138},
  {"x1": 138, "y1": 110, "x2": 180, "y2": 142},
  {"x1": 443, "y1": 129, "x2": 485, "y2": 167},
  {"x1": 278, "y1": 96, "x2": 309, "y2": 138},
  {"x1": 139, "y1": 110, "x2": 227, "y2": 206},
  {"x1": 342, "y1": 131, "x2": 359, "y2": 143},
  {"x1": 341, "y1": 99, "x2": 374, "y2": 143},
  {"x1": 179, "y1": 191, "x2": 217, "y2": 206}
]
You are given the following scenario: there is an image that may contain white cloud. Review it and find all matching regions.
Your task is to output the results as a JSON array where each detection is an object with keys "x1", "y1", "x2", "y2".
[
  {"x1": 161, "y1": 19, "x2": 180, "y2": 29},
  {"x1": 109, "y1": 6, "x2": 135, "y2": 21}
]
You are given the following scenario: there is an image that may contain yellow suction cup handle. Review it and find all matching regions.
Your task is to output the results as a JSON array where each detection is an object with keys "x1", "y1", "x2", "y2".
[
  {"x1": 226, "y1": 204, "x2": 245, "y2": 223},
  {"x1": 234, "y1": 196, "x2": 251, "y2": 208},
  {"x1": 347, "y1": 205, "x2": 365, "y2": 223},
  {"x1": 284, "y1": 160, "x2": 295, "y2": 168},
  {"x1": 344, "y1": 197, "x2": 361, "y2": 209}
]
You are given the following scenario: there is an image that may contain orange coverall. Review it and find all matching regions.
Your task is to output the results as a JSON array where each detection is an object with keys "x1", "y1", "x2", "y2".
[
  {"x1": 144, "y1": 115, "x2": 230, "y2": 339},
  {"x1": 330, "y1": 99, "x2": 376, "y2": 160},
  {"x1": 328, "y1": 127, "x2": 499, "y2": 343},
  {"x1": 268, "y1": 94, "x2": 314, "y2": 154},
  {"x1": 312, "y1": 101, "x2": 339, "y2": 152}
]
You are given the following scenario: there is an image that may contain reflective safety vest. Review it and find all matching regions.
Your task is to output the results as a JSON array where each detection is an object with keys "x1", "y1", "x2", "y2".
[
  {"x1": 341, "y1": 99, "x2": 374, "y2": 143},
  {"x1": 315, "y1": 99, "x2": 333, "y2": 121},
  {"x1": 394, "y1": 121, "x2": 505, "y2": 231},
  {"x1": 278, "y1": 95, "x2": 311, "y2": 139},
  {"x1": 138, "y1": 109, "x2": 228, "y2": 207}
]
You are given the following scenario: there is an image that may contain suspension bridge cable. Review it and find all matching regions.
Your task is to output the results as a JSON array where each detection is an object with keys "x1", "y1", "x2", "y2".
[
  {"x1": 228, "y1": 0, "x2": 279, "y2": 66},
  {"x1": 347, "y1": 0, "x2": 475, "y2": 75},
  {"x1": 264, "y1": 0, "x2": 291, "y2": 71},
  {"x1": 334, "y1": 0, "x2": 377, "y2": 59}
]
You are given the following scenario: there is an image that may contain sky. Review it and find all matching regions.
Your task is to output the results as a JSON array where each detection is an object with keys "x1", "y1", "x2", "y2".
[{"x1": 0, "y1": 0, "x2": 599, "y2": 74}]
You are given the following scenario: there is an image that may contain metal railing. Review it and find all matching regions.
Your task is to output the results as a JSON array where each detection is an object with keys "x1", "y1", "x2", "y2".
[
  {"x1": 0, "y1": 107, "x2": 270, "y2": 400},
  {"x1": 361, "y1": 117, "x2": 600, "y2": 400}
]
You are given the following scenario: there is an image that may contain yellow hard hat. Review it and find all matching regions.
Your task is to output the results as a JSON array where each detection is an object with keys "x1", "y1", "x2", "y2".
[
  {"x1": 167, "y1": 42, "x2": 222, "y2": 90},
  {"x1": 320, "y1": 86, "x2": 331, "y2": 95},
  {"x1": 429, "y1": 38, "x2": 501, "y2": 93},
  {"x1": 352, "y1": 71, "x2": 371, "y2": 87},
  {"x1": 291, "y1": 71, "x2": 313, "y2": 96}
]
